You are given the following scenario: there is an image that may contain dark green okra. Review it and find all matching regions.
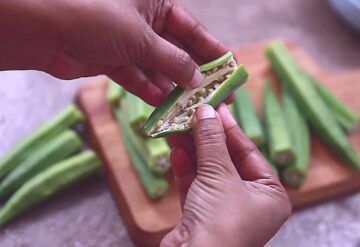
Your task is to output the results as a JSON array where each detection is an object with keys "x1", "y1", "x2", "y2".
[
  {"x1": 266, "y1": 40, "x2": 360, "y2": 170},
  {"x1": 0, "y1": 104, "x2": 85, "y2": 180},
  {"x1": 263, "y1": 80, "x2": 295, "y2": 165},
  {"x1": 117, "y1": 109, "x2": 168, "y2": 199},
  {"x1": 143, "y1": 52, "x2": 249, "y2": 138},
  {"x1": 233, "y1": 87, "x2": 265, "y2": 146},
  {"x1": 115, "y1": 109, "x2": 170, "y2": 174},
  {"x1": 0, "y1": 151, "x2": 101, "y2": 227},
  {"x1": 0, "y1": 130, "x2": 83, "y2": 198},
  {"x1": 304, "y1": 74, "x2": 359, "y2": 133},
  {"x1": 282, "y1": 85, "x2": 310, "y2": 187}
]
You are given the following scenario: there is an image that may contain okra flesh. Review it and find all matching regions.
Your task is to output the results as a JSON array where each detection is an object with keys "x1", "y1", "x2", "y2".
[
  {"x1": 0, "y1": 151, "x2": 101, "y2": 227},
  {"x1": 0, "y1": 130, "x2": 83, "y2": 198},
  {"x1": 282, "y1": 86, "x2": 310, "y2": 187},
  {"x1": 143, "y1": 52, "x2": 249, "y2": 138},
  {"x1": 117, "y1": 109, "x2": 169, "y2": 199},
  {"x1": 263, "y1": 81, "x2": 295, "y2": 165},
  {"x1": 233, "y1": 87, "x2": 265, "y2": 146},
  {"x1": 266, "y1": 41, "x2": 360, "y2": 170},
  {"x1": 0, "y1": 105, "x2": 85, "y2": 179}
]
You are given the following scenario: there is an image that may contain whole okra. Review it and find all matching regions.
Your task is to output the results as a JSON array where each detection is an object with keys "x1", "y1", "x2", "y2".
[
  {"x1": 266, "y1": 40, "x2": 360, "y2": 170},
  {"x1": 0, "y1": 151, "x2": 102, "y2": 227},
  {"x1": 282, "y1": 85, "x2": 310, "y2": 187},
  {"x1": 0, "y1": 104, "x2": 85, "y2": 179},
  {"x1": 117, "y1": 109, "x2": 169, "y2": 199},
  {"x1": 263, "y1": 80, "x2": 295, "y2": 165},
  {"x1": 0, "y1": 130, "x2": 83, "y2": 198},
  {"x1": 233, "y1": 87, "x2": 265, "y2": 146},
  {"x1": 143, "y1": 52, "x2": 249, "y2": 138}
]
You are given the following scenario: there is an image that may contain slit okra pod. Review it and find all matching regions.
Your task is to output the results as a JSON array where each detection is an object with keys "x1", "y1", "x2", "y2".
[
  {"x1": 0, "y1": 104, "x2": 85, "y2": 179},
  {"x1": 282, "y1": 85, "x2": 310, "y2": 187},
  {"x1": 143, "y1": 52, "x2": 249, "y2": 138},
  {"x1": 263, "y1": 80, "x2": 295, "y2": 165},
  {"x1": 0, "y1": 151, "x2": 102, "y2": 227},
  {"x1": 305, "y1": 74, "x2": 359, "y2": 133},
  {"x1": 115, "y1": 110, "x2": 170, "y2": 174},
  {"x1": 233, "y1": 87, "x2": 265, "y2": 146},
  {"x1": 117, "y1": 110, "x2": 169, "y2": 199},
  {"x1": 266, "y1": 40, "x2": 360, "y2": 170},
  {"x1": 0, "y1": 130, "x2": 83, "y2": 198}
]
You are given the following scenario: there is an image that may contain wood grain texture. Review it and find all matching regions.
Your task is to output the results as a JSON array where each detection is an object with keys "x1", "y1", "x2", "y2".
[{"x1": 76, "y1": 42, "x2": 360, "y2": 246}]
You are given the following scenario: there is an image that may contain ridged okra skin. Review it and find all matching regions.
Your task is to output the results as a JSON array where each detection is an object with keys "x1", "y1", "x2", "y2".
[
  {"x1": 266, "y1": 40, "x2": 360, "y2": 170},
  {"x1": 0, "y1": 104, "x2": 85, "y2": 179},
  {"x1": 116, "y1": 109, "x2": 169, "y2": 199},
  {"x1": 282, "y1": 86, "x2": 310, "y2": 187},
  {"x1": 263, "y1": 80, "x2": 295, "y2": 165},
  {"x1": 143, "y1": 58, "x2": 249, "y2": 138},
  {"x1": 0, "y1": 130, "x2": 83, "y2": 198},
  {"x1": 0, "y1": 151, "x2": 102, "y2": 227},
  {"x1": 233, "y1": 87, "x2": 265, "y2": 146},
  {"x1": 306, "y1": 74, "x2": 359, "y2": 133}
]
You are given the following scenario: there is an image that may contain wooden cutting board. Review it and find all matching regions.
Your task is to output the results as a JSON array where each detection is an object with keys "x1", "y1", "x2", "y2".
[{"x1": 76, "y1": 41, "x2": 360, "y2": 247}]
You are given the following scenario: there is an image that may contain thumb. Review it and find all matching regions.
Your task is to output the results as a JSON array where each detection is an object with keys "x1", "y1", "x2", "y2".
[
  {"x1": 140, "y1": 31, "x2": 203, "y2": 89},
  {"x1": 193, "y1": 105, "x2": 237, "y2": 177}
]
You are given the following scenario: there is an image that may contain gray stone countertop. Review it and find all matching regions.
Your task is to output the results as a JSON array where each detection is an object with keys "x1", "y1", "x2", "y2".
[{"x1": 0, "y1": 0, "x2": 360, "y2": 246}]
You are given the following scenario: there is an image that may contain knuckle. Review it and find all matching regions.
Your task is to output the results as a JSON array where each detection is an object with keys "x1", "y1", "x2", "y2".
[{"x1": 171, "y1": 48, "x2": 193, "y2": 75}]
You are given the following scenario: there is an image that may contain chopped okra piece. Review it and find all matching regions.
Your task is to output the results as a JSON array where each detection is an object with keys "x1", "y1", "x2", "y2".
[{"x1": 143, "y1": 52, "x2": 249, "y2": 138}]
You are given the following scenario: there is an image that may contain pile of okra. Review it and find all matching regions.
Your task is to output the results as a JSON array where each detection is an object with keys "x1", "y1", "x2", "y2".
[{"x1": 233, "y1": 40, "x2": 359, "y2": 188}]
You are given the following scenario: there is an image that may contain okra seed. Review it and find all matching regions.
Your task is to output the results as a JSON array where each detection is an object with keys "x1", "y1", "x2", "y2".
[
  {"x1": 200, "y1": 88, "x2": 206, "y2": 96},
  {"x1": 214, "y1": 83, "x2": 220, "y2": 88},
  {"x1": 208, "y1": 88, "x2": 215, "y2": 94},
  {"x1": 189, "y1": 109, "x2": 195, "y2": 115},
  {"x1": 198, "y1": 97, "x2": 204, "y2": 102},
  {"x1": 187, "y1": 100, "x2": 193, "y2": 106},
  {"x1": 229, "y1": 61, "x2": 236, "y2": 67}
]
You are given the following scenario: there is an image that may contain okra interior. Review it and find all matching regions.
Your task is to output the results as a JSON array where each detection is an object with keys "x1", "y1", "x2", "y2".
[{"x1": 144, "y1": 52, "x2": 242, "y2": 138}]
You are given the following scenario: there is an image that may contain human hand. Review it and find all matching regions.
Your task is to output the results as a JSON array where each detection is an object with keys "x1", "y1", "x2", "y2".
[
  {"x1": 162, "y1": 104, "x2": 292, "y2": 247},
  {"x1": 0, "y1": 0, "x2": 228, "y2": 105}
]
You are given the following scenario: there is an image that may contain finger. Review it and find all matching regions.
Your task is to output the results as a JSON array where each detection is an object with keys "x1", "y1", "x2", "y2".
[
  {"x1": 140, "y1": 31, "x2": 203, "y2": 89},
  {"x1": 217, "y1": 104, "x2": 277, "y2": 181},
  {"x1": 223, "y1": 92, "x2": 236, "y2": 105},
  {"x1": 167, "y1": 133, "x2": 196, "y2": 163},
  {"x1": 166, "y1": 5, "x2": 228, "y2": 62},
  {"x1": 171, "y1": 147, "x2": 196, "y2": 208},
  {"x1": 109, "y1": 66, "x2": 165, "y2": 106},
  {"x1": 145, "y1": 70, "x2": 175, "y2": 96},
  {"x1": 192, "y1": 104, "x2": 237, "y2": 177}
]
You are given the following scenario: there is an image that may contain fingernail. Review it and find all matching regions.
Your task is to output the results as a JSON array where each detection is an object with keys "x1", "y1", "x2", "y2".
[
  {"x1": 189, "y1": 69, "x2": 203, "y2": 88},
  {"x1": 196, "y1": 104, "x2": 216, "y2": 120}
]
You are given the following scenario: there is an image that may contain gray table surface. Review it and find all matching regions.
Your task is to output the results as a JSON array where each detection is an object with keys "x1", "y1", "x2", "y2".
[{"x1": 1, "y1": 0, "x2": 360, "y2": 246}]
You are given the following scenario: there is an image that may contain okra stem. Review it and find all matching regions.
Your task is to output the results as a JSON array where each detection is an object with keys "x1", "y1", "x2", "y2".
[
  {"x1": 233, "y1": 87, "x2": 265, "y2": 146},
  {"x1": 0, "y1": 104, "x2": 85, "y2": 179},
  {"x1": 266, "y1": 40, "x2": 360, "y2": 170},
  {"x1": 0, "y1": 130, "x2": 83, "y2": 198},
  {"x1": 263, "y1": 80, "x2": 295, "y2": 165},
  {"x1": 307, "y1": 74, "x2": 359, "y2": 133},
  {"x1": 0, "y1": 151, "x2": 101, "y2": 227},
  {"x1": 117, "y1": 110, "x2": 169, "y2": 199},
  {"x1": 282, "y1": 85, "x2": 310, "y2": 187}
]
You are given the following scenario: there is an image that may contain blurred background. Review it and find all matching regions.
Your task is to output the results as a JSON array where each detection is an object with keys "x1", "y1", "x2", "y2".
[{"x1": 0, "y1": 0, "x2": 360, "y2": 246}]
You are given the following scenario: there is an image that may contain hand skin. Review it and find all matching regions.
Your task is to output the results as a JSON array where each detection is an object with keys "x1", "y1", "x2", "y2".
[
  {"x1": 163, "y1": 104, "x2": 292, "y2": 247},
  {"x1": 0, "y1": 0, "x2": 230, "y2": 105}
]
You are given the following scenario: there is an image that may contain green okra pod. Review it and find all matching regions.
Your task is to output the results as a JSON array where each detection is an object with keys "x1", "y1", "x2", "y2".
[
  {"x1": 305, "y1": 74, "x2": 359, "y2": 133},
  {"x1": 263, "y1": 80, "x2": 295, "y2": 165},
  {"x1": 0, "y1": 151, "x2": 102, "y2": 227},
  {"x1": 233, "y1": 87, "x2": 265, "y2": 146},
  {"x1": 282, "y1": 85, "x2": 310, "y2": 187},
  {"x1": 107, "y1": 81, "x2": 126, "y2": 107},
  {"x1": 117, "y1": 110, "x2": 169, "y2": 199},
  {"x1": 143, "y1": 52, "x2": 249, "y2": 138},
  {"x1": 0, "y1": 104, "x2": 85, "y2": 179},
  {"x1": 115, "y1": 110, "x2": 170, "y2": 174},
  {"x1": 266, "y1": 40, "x2": 360, "y2": 170},
  {"x1": 0, "y1": 130, "x2": 83, "y2": 198}
]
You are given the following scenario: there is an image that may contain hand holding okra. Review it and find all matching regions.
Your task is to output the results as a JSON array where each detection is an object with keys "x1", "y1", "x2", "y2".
[
  {"x1": 0, "y1": 0, "x2": 227, "y2": 105},
  {"x1": 162, "y1": 104, "x2": 291, "y2": 247}
]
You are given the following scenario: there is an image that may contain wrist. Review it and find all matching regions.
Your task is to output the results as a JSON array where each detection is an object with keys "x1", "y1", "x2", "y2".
[{"x1": 0, "y1": 0, "x2": 62, "y2": 71}]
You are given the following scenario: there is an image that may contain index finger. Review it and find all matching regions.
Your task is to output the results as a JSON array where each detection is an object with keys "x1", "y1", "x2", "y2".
[
  {"x1": 217, "y1": 104, "x2": 276, "y2": 181},
  {"x1": 166, "y1": 5, "x2": 228, "y2": 62}
]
